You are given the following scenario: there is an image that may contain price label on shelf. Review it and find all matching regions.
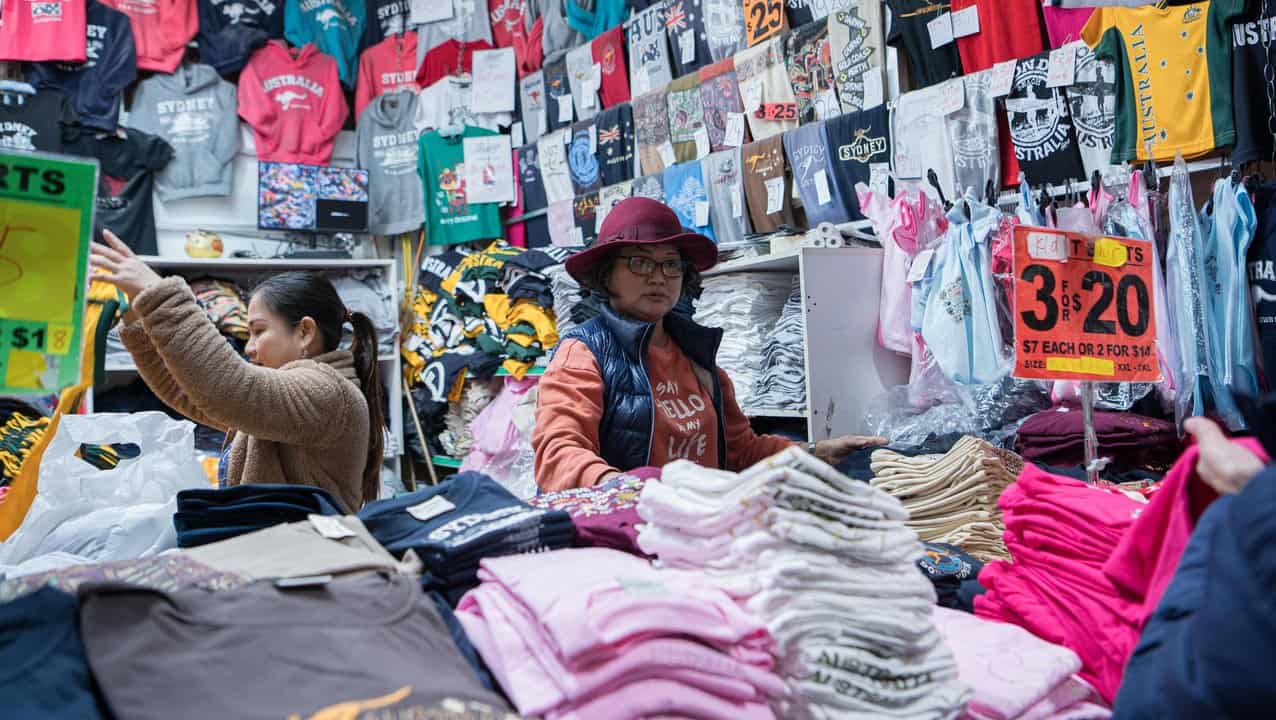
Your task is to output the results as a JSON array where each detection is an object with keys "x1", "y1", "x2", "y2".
[
  {"x1": 0, "y1": 151, "x2": 96, "y2": 395},
  {"x1": 1012, "y1": 226, "x2": 1160, "y2": 383}
]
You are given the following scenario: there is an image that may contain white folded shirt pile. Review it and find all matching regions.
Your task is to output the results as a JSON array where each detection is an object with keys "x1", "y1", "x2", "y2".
[
  {"x1": 752, "y1": 276, "x2": 806, "y2": 412},
  {"x1": 637, "y1": 447, "x2": 971, "y2": 720},
  {"x1": 694, "y1": 273, "x2": 793, "y2": 410}
]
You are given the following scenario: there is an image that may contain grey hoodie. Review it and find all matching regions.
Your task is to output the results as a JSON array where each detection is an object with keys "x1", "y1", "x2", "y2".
[
  {"x1": 356, "y1": 90, "x2": 424, "y2": 235},
  {"x1": 127, "y1": 63, "x2": 240, "y2": 202}
]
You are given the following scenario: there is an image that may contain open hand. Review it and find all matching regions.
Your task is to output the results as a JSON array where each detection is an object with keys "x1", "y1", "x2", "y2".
[
  {"x1": 814, "y1": 435, "x2": 890, "y2": 466},
  {"x1": 90, "y1": 230, "x2": 162, "y2": 300},
  {"x1": 1185, "y1": 417, "x2": 1265, "y2": 495}
]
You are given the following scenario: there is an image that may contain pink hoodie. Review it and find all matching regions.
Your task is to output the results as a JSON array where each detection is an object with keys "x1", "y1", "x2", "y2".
[
  {"x1": 100, "y1": 0, "x2": 196, "y2": 72},
  {"x1": 238, "y1": 41, "x2": 348, "y2": 164}
]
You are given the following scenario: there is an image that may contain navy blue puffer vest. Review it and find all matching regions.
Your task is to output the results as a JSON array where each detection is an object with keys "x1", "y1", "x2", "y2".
[{"x1": 562, "y1": 303, "x2": 728, "y2": 471}]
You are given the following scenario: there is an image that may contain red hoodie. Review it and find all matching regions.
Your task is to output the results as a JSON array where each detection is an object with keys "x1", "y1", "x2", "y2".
[
  {"x1": 414, "y1": 38, "x2": 493, "y2": 88},
  {"x1": 354, "y1": 31, "x2": 417, "y2": 119},
  {"x1": 238, "y1": 41, "x2": 348, "y2": 164},
  {"x1": 0, "y1": 0, "x2": 87, "y2": 62},
  {"x1": 99, "y1": 0, "x2": 196, "y2": 73}
]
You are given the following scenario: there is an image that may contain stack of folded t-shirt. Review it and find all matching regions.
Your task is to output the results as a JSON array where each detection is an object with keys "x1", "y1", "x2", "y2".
[
  {"x1": 455, "y1": 547, "x2": 787, "y2": 719},
  {"x1": 694, "y1": 273, "x2": 792, "y2": 410},
  {"x1": 527, "y1": 468, "x2": 659, "y2": 556},
  {"x1": 637, "y1": 448, "x2": 970, "y2": 719},
  {"x1": 751, "y1": 275, "x2": 806, "y2": 412},
  {"x1": 545, "y1": 262, "x2": 600, "y2": 337},
  {"x1": 358, "y1": 471, "x2": 575, "y2": 604},
  {"x1": 1014, "y1": 405, "x2": 1180, "y2": 472},
  {"x1": 439, "y1": 379, "x2": 501, "y2": 459},
  {"x1": 869, "y1": 436, "x2": 1022, "y2": 561},
  {"x1": 172, "y1": 484, "x2": 345, "y2": 548}
]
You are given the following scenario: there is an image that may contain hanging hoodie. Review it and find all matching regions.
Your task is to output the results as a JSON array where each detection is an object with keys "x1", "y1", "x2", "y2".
[
  {"x1": 100, "y1": 0, "x2": 198, "y2": 73},
  {"x1": 285, "y1": 0, "x2": 365, "y2": 88},
  {"x1": 238, "y1": 40, "x2": 349, "y2": 163},
  {"x1": 356, "y1": 90, "x2": 424, "y2": 235},
  {"x1": 361, "y1": 0, "x2": 408, "y2": 50},
  {"x1": 0, "y1": 0, "x2": 87, "y2": 62},
  {"x1": 65, "y1": 125, "x2": 174, "y2": 255},
  {"x1": 355, "y1": 30, "x2": 416, "y2": 117},
  {"x1": 197, "y1": 0, "x2": 283, "y2": 75},
  {"x1": 127, "y1": 63, "x2": 240, "y2": 201},
  {"x1": 27, "y1": 0, "x2": 137, "y2": 131}
]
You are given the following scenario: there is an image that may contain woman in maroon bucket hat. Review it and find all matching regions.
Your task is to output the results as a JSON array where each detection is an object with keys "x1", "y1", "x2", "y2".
[{"x1": 531, "y1": 197, "x2": 887, "y2": 493}]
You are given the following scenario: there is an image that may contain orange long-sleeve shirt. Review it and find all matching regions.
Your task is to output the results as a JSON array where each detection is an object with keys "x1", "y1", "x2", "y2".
[{"x1": 532, "y1": 338, "x2": 795, "y2": 493}]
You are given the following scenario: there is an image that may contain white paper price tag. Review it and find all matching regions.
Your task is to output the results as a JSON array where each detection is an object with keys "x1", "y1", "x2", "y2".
[
  {"x1": 989, "y1": 60, "x2": 1017, "y2": 97},
  {"x1": 658, "y1": 140, "x2": 677, "y2": 167},
  {"x1": 742, "y1": 81, "x2": 763, "y2": 113},
  {"x1": 309, "y1": 514, "x2": 356, "y2": 539},
  {"x1": 694, "y1": 126, "x2": 710, "y2": 158},
  {"x1": 581, "y1": 79, "x2": 596, "y2": 108},
  {"x1": 724, "y1": 112, "x2": 745, "y2": 147},
  {"x1": 694, "y1": 200, "x2": 710, "y2": 226},
  {"x1": 412, "y1": 0, "x2": 452, "y2": 23},
  {"x1": 862, "y1": 70, "x2": 884, "y2": 109},
  {"x1": 564, "y1": 127, "x2": 573, "y2": 145},
  {"x1": 907, "y1": 249, "x2": 935, "y2": 282},
  {"x1": 1046, "y1": 43, "x2": 1078, "y2": 88},
  {"x1": 557, "y1": 94, "x2": 573, "y2": 122},
  {"x1": 680, "y1": 31, "x2": 696, "y2": 64},
  {"x1": 1026, "y1": 230, "x2": 1069, "y2": 261},
  {"x1": 927, "y1": 13, "x2": 954, "y2": 49},
  {"x1": 510, "y1": 121, "x2": 524, "y2": 148},
  {"x1": 592, "y1": 62, "x2": 602, "y2": 85},
  {"x1": 869, "y1": 162, "x2": 891, "y2": 193},
  {"x1": 941, "y1": 78, "x2": 965, "y2": 115},
  {"x1": 570, "y1": 226, "x2": 584, "y2": 245},
  {"x1": 951, "y1": 5, "x2": 980, "y2": 38},
  {"x1": 731, "y1": 190, "x2": 743, "y2": 218},
  {"x1": 765, "y1": 176, "x2": 784, "y2": 214},
  {"x1": 634, "y1": 66, "x2": 650, "y2": 95},
  {"x1": 813, "y1": 170, "x2": 832, "y2": 206},
  {"x1": 589, "y1": 124, "x2": 597, "y2": 153},
  {"x1": 406, "y1": 495, "x2": 456, "y2": 522}
]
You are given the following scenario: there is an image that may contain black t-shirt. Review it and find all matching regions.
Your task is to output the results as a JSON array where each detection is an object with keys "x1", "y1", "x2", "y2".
[
  {"x1": 567, "y1": 118, "x2": 602, "y2": 196},
  {"x1": 0, "y1": 90, "x2": 77, "y2": 153},
  {"x1": 1249, "y1": 183, "x2": 1276, "y2": 391},
  {"x1": 1231, "y1": 6, "x2": 1276, "y2": 165},
  {"x1": 1005, "y1": 52, "x2": 1085, "y2": 186},
  {"x1": 524, "y1": 213, "x2": 551, "y2": 249},
  {"x1": 361, "y1": 0, "x2": 410, "y2": 51},
  {"x1": 66, "y1": 126, "x2": 174, "y2": 256},
  {"x1": 544, "y1": 56, "x2": 572, "y2": 133},
  {"x1": 886, "y1": 0, "x2": 962, "y2": 89},
  {"x1": 517, "y1": 142, "x2": 548, "y2": 212},
  {"x1": 823, "y1": 104, "x2": 891, "y2": 222},
  {"x1": 664, "y1": 0, "x2": 712, "y2": 78},
  {"x1": 595, "y1": 103, "x2": 634, "y2": 186}
]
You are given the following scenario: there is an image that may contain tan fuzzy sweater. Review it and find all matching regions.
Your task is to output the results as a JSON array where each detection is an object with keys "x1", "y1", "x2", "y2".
[{"x1": 119, "y1": 276, "x2": 370, "y2": 513}]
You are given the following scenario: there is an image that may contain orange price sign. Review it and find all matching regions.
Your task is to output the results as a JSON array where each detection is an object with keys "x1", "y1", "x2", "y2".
[
  {"x1": 743, "y1": 0, "x2": 786, "y2": 47},
  {"x1": 1012, "y1": 225, "x2": 1161, "y2": 383}
]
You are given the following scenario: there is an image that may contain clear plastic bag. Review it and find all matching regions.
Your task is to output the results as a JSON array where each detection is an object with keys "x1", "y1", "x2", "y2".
[{"x1": 863, "y1": 374, "x2": 1052, "y2": 450}]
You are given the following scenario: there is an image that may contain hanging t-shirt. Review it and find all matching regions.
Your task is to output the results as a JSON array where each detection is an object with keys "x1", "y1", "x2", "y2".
[
  {"x1": 591, "y1": 25, "x2": 630, "y2": 108},
  {"x1": 488, "y1": 0, "x2": 528, "y2": 48},
  {"x1": 701, "y1": 0, "x2": 746, "y2": 61},
  {"x1": 784, "y1": 121, "x2": 850, "y2": 226},
  {"x1": 699, "y1": 58, "x2": 746, "y2": 152},
  {"x1": 0, "y1": 0, "x2": 87, "y2": 62},
  {"x1": 735, "y1": 35, "x2": 799, "y2": 140},
  {"x1": 1005, "y1": 51, "x2": 1086, "y2": 186},
  {"x1": 414, "y1": 75, "x2": 513, "y2": 132},
  {"x1": 66, "y1": 126, "x2": 174, "y2": 255},
  {"x1": 418, "y1": 126, "x2": 503, "y2": 245},
  {"x1": 886, "y1": 0, "x2": 962, "y2": 88},
  {"x1": 892, "y1": 83, "x2": 956, "y2": 194},
  {"x1": 662, "y1": 160, "x2": 715, "y2": 241},
  {"x1": 416, "y1": 37, "x2": 493, "y2": 87},
  {"x1": 741, "y1": 134, "x2": 797, "y2": 232},
  {"x1": 1231, "y1": 4, "x2": 1276, "y2": 165},
  {"x1": 823, "y1": 104, "x2": 890, "y2": 222},
  {"x1": 536, "y1": 128, "x2": 575, "y2": 204},
  {"x1": 284, "y1": 0, "x2": 365, "y2": 88},
  {"x1": 631, "y1": 173, "x2": 665, "y2": 202},
  {"x1": 1067, "y1": 43, "x2": 1121, "y2": 179},
  {"x1": 567, "y1": 118, "x2": 602, "y2": 195},
  {"x1": 1043, "y1": 5, "x2": 1092, "y2": 48},
  {"x1": 829, "y1": 0, "x2": 885, "y2": 115},
  {"x1": 543, "y1": 54, "x2": 573, "y2": 132},
  {"x1": 565, "y1": 43, "x2": 600, "y2": 121},
  {"x1": 596, "y1": 103, "x2": 635, "y2": 185},
  {"x1": 573, "y1": 191, "x2": 600, "y2": 246},
  {"x1": 413, "y1": 0, "x2": 493, "y2": 64},
  {"x1": 626, "y1": 1, "x2": 673, "y2": 95},
  {"x1": 666, "y1": 73, "x2": 706, "y2": 162},
  {"x1": 517, "y1": 141, "x2": 548, "y2": 211},
  {"x1": 701, "y1": 147, "x2": 752, "y2": 245},
  {"x1": 1248, "y1": 182, "x2": 1276, "y2": 390},
  {"x1": 785, "y1": 18, "x2": 839, "y2": 123},
  {"x1": 664, "y1": 0, "x2": 712, "y2": 77},
  {"x1": 0, "y1": 90, "x2": 77, "y2": 153},
  {"x1": 951, "y1": 0, "x2": 1046, "y2": 73},
  {"x1": 26, "y1": 0, "x2": 136, "y2": 132},
  {"x1": 784, "y1": 0, "x2": 845, "y2": 27},
  {"x1": 1081, "y1": 0, "x2": 1248, "y2": 162},
  {"x1": 946, "y1": 70, "x2": 1000, "y2": 197},
  {"x1": 547, "y1": 197, "x2": 577, "y2": 245},
  {"x1": 519, "y1": 70, "x2": 547, "y2": 141},
  {"x1": 354, "y1": 31, "x2": 417, "y2": 117},
  {"x1": 361, "y1": 0, "x2": 409, "y2": 49},
  {"x1": 597, "y1": 179, "x2": 632, "y2": 228},
  {"x1": 634, "y1": 88, "x2": 672, "y2": 175}
]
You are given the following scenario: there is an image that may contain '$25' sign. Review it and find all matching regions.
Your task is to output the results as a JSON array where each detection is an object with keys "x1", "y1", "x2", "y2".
[
  {"x1": 1012, "y1": 226, "x2": 1161, "y2": 383},
  {"x1": 744, "y1": 0, "x2": 784, "y2": 46}
]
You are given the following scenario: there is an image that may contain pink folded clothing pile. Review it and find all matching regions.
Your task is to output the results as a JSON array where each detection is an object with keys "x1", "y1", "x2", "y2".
[
  {"x1": 454, "y1": 547, "x2": 786, "y2": 720},
  {"x1": 637, "y1": 448, "x2": 970, "y2": 720},
  {"x1": 932, "y1": 606, "x2": 1110, "y2": 720}
]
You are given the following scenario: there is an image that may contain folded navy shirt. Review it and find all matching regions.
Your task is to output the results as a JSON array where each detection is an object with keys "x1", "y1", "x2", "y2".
[
  {"x1": 174, "y1": 484, "x2": 344, "y2": 547},
  {"x1": 1, "y1": 587, "x2": 109, "y2": 719}
]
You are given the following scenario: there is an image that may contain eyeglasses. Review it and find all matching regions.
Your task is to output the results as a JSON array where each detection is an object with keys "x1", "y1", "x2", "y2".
[{"x1": 615, "y1": 255, "x2": 687, "y2": 278}]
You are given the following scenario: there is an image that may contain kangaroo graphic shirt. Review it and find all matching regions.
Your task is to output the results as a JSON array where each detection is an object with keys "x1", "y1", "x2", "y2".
[
  {"x1": 1005, "y1": 52, "x2": 1085, "y2": 186},
  {"x1": 238, "y1": 40, "x2": 349, "y2": 163},
  {"x1": 285, "y1": 0, "x2": 366, "y2": 87}
]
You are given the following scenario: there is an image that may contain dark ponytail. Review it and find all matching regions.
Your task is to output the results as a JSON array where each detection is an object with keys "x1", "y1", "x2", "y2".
[{"x1": 252, "y1": 271, "x2": 384, "y2": 506}]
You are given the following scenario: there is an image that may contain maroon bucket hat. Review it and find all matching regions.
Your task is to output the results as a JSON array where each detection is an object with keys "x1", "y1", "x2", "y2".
[{"x1": 564, "y1": 196, "x2": 718, "y2": 286}]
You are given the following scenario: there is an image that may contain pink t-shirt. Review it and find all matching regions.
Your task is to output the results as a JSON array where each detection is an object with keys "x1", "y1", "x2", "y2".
[{"x1": 1042, "y1": 4, "x2": 1093, "y2": 48}]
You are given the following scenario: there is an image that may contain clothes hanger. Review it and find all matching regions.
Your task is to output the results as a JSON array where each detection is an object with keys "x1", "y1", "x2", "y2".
[
  {"x1": 984, "y1": 179, "x2": 998, "y2": 208},
  {"x1": 926, "y1": 169, "x2": 949, "y2": 209}
]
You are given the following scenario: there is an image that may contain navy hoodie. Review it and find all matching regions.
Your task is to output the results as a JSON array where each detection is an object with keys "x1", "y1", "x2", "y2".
[
  {"x1": 197, "y1": 0, "x2": 285, "y2": 75},
  {"x1": 27, "y1": 0, "x2": 137, "y2": 131}
]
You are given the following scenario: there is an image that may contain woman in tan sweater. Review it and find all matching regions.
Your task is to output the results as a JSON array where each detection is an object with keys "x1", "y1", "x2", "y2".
[{"x1": 91, "y1": 231, "x2": 383, "y2": 512}]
